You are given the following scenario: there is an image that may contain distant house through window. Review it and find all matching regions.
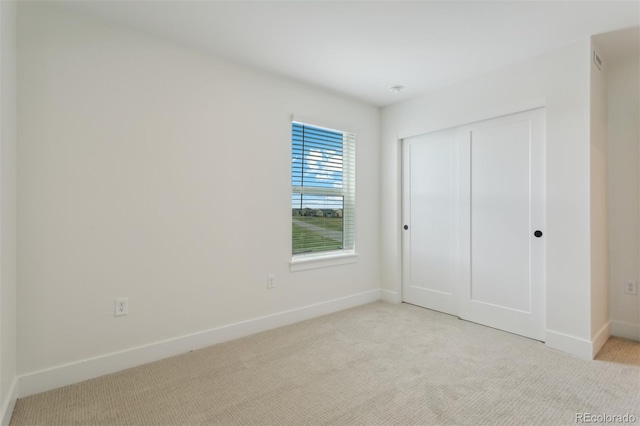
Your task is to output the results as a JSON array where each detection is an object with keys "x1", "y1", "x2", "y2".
[{"x1": 291, "y1": 122, "x2": 355, "y2": 256}]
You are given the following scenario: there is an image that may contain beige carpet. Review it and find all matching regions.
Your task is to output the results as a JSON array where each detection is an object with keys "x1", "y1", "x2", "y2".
[{"x1": 10, "y1": 302, "x2": 640, "y2": 425}]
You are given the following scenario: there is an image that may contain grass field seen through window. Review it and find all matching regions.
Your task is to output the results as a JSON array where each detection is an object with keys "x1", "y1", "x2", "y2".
[{"x1": 292, "y1": 216, "x2": 343, "y2": 254}]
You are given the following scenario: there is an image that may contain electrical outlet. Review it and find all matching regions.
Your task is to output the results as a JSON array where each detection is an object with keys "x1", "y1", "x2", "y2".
[
  {"x1": 115, "y1": 297, "x2": 128, "y2": 316},
  {"x1": 624, "y1": 281, "x2": 637, "y2": 295},
  {"x1": 267, "y1": 274, "x2": 275, "y2": 289}
]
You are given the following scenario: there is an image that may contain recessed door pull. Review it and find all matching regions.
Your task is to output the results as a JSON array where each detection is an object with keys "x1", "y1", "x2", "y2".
[
  {"x1": 534, "y1": 230, "x2": 543, "y2": 238},
  {"x1": 404, "y1": 225, "x2": 409, "y2": 230}
]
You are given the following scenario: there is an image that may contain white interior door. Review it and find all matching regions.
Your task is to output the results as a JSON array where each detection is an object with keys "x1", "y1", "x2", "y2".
[
  {"x1": 402, "y1": 128, "x2": 460, "y2": 316},
  {"x1": 458, "y1": 108, "x2": 546, "y2": 340},
  {"x1": 402, "y1": 108, "x2": 545, "y2": 341}
]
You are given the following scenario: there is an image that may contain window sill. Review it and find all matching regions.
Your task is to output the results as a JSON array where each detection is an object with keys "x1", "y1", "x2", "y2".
[{"x1": 289, "y1": 251, "x2": 359, "y2": 272}]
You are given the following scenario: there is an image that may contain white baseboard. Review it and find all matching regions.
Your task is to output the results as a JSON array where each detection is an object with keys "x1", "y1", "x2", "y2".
[
  {"x1": 545, "y1": 329, "x2": 594, "y2": 360},
  {"x1": 1, "y1": 378, "x2": 18, "y2": 426},
  {"x1": 19, "y1": 289, "x2": 382, "y2": 398},
  {"x1": 591, "y1": 322, "x2": 611, "y2": 358},
  {"x1": 610, "y1": 319, "x2": 640, "y2": 342},
  {"x1": 380, "y1": 289, "x2": 401, "y2": 304}
]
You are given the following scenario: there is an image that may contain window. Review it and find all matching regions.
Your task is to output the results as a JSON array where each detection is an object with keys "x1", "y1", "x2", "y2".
[{"x1": 291, "y1": 121, "x2": 355, "y2": 257}]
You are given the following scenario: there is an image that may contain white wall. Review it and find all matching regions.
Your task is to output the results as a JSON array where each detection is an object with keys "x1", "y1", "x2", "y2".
[
  {"x1": 0, "y1": 0, "x2": 18, "y2": 423},
  {"x1": 17, "y1": 3, "x2": 380, "y2": 392},
  {"x1": 607, "y1": 55, "x2": 640, "y2": 341},
  {"x1": 381, "y1": 39, "x2": 599, "y2": 358},
  {"x1": 589, "y1": 39, "x2": 609, "y2": 353}
]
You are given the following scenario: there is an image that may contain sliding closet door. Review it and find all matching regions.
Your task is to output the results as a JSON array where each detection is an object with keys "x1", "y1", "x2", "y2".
[
  {"x1": 458, "y1": 108, "x2": 546, "y2": 341},
  {"x1": 402, "y1": 128, "x2": 460, "y2": 316},
  {"x1": 402, "y1": 108, "x2": 545, "y2": 341}
]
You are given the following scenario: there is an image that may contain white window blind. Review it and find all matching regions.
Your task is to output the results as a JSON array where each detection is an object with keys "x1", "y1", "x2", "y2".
[{"x1": 291, "y1": 121, "x2": 355, "y2": 255}]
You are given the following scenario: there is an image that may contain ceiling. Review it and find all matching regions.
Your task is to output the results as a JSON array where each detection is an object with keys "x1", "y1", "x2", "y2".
[{"x1": 53, "y1": 0, "x2": 640, "y2": 107}]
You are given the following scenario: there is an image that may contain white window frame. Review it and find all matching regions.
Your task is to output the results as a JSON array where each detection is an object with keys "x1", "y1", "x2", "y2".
[{"x1": 290, "y1": 120, "x2": 357, "y2": 271}]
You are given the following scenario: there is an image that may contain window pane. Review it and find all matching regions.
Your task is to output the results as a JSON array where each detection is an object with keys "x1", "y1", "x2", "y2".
[
  {"x1": 292, "y1": 123, "x2": 344, "y2": 189},
  {"x1": 292, "y1": 194, "x2": 344, "y2": 254},
  {"x1": 291, "y1": 121, "x2": 355, "y2": 256}
]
